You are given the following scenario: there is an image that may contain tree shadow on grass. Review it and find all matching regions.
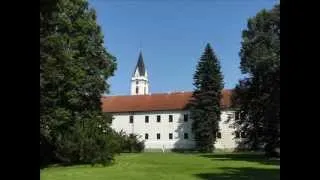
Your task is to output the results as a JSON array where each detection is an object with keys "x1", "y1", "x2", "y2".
[
  {"x1": 194, "y1": 167, "x2": 279, "y2": 180},
  {"x1": 199, "y1": 153, "x2": 280, "y2": 166}
]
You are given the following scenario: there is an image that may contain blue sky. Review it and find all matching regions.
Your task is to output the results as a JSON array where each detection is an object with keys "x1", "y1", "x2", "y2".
[{"x1": 89, "y1": 0, "x2": 278, "y2": 95}]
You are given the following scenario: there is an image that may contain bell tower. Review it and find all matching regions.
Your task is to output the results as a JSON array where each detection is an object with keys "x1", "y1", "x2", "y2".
[{"x1": 131, "y1": 51, "x2": 149, "y2": 95}]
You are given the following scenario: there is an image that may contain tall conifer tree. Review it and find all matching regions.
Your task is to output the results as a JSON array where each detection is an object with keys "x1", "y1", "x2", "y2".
[{"x1": 190, "y1": 43, "x2": 224, "y2": 152}]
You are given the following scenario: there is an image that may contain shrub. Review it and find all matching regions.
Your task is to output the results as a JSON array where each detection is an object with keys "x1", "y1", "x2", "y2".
[
  {"x1": 52, "y1": 114, "x2": 120, "y2": 166},
  {"x1": 116, "y1": 130, "x2": 145, "y2": 153}
]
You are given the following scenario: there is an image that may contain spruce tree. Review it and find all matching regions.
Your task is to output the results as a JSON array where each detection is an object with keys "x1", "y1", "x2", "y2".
[{"x1": 190, "y1": 43, "x2": 224, "y2": 152}]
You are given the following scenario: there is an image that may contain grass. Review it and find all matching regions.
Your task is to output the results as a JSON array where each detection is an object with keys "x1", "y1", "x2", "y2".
[{"x1": 40, "y1": 152, "x2": 280, "y2": 180}]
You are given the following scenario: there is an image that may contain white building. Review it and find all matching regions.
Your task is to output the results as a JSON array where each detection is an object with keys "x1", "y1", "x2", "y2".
[{"x1": 102, "y1": 52, "x2": 242, "y2": 151}]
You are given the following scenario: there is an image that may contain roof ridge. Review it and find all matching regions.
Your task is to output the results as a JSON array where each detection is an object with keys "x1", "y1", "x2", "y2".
[
  {"x1": 102, "y1": 91, "x2": 193, "y2": 98},
  {"x1": 102, "y1": 89, "x2": 232, "y2": 98}
]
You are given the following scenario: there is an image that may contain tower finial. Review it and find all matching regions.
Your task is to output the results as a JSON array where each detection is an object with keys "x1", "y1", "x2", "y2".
[{"x1": 139, "y1": 41, "x2": 142, "y2": 52}]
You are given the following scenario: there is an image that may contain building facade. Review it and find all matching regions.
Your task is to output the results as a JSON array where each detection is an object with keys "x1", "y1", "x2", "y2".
[{"x1": 102, "y1": 52, "x2": 241, "y2": 150}]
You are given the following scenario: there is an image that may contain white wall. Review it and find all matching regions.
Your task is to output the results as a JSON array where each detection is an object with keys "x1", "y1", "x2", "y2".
[
  {"x1": 130, "y1": 79, "x2": 149, "y2": 95},
  {"x1": 111, "y1": 110, "x2": 194, "y2": 149},
  {"x1": 215, "y1": 111, "x2": 238, "y2": 149},
  {"x1": 130, "y1": 69, "x2": 149, "y2": 95},
  {"x1": 111, "y1": 110, "x2": 240, "y2": 150}
]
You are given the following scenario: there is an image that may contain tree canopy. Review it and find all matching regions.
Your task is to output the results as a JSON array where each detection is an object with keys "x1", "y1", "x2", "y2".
[
  {"x1": 40, "y1": 0, "x2": 118, "y2": 166},
  {"x1": 232, "y1": 4, "x2": 280, "y2": 155}
]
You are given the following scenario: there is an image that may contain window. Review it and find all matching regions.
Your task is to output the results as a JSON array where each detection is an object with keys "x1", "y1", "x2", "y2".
[
  {"x1": 169, "y1": 115, "x2": 173, "y2": 122},
  {"x1": 129, "y1": 115, "x2": 134, "y2": 123},
  {"x1": 157, "y1": 115, "x2": 161, "y2": 122},
  {"x1": 235, "y1": 131, "x2": 240, "y2": 138},
  {"x1": 235, "y1": 111, "x2": 240, "y2": 120},
  {"x1": 157, "y1": 133, "x2": 160, "y2": 140},
  {"x1": 169, "y1": 133, "x2": 173, "y2": 140},
  {"x1": 136, "y1": 80, "x2": 139, "y2": 85},
  {"x1": 217, "y1": 132, "x2": 222, "y2": 139},
  {"x1": 184, "y1": 133, "x2": 189, "y2": 139},
  {"x1": 145, "y1": 133, "x2": 148, "y2": 140},
  {"x1": 240, "y1": 131, "x2": 246, "y2": 138},
  {"x1": 184, "y1": 114, "x2": 188, "y2": 122},
  {"x1": 145, "y1": 116, "x2": 149, "y2": 123},
  {"x1": 136, "y1": 87, "x2": 139, "y2": 94}
]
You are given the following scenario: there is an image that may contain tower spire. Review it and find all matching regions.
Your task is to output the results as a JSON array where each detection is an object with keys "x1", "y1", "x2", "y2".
[
  {"x1": 133, "y1": 51, "x2": 146, "y2": 77},
  {"x1": 130, "y1": 51, "x2": 149, "y2": 95}
]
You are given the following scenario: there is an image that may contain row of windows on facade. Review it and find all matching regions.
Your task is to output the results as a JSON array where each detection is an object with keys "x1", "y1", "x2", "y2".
[
  {"x1": 234, "y1": 131, "x2": 246, "y2": 138},
  {"x1": 226, "y1": 112, "x2": 241, "y2": 121},
  {"x1": 130, "y1": 111, "x2": 239, "y2": 123},
  {"x1": 143, "y1": 132, "x2": 223, "y2": 140},
  {"x1": 145, "y1": 133, "x2": 188, "y2": 140},
  {"x1": 129, "y1": 114, "x2": 188, "y2": 123},
  {"x1": 142, "y1": 131, "x2": 246, "y2": 140}
]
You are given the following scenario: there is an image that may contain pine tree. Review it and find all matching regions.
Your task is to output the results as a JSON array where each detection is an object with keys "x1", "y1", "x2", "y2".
[
  {"x1": 232, "y1": 4, "x2": 280, "y2": 156},
  {"x1": 40, "y1": 0, "x2": 117, "y2": 165},
  {"x1": 190, "y1": 43, "x2": 224, "y2": 152}
]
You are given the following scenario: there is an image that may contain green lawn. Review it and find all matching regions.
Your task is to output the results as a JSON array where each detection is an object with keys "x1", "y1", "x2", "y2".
[{"x1": 40, "y1": 152, "x2": 280, "y2": 180}]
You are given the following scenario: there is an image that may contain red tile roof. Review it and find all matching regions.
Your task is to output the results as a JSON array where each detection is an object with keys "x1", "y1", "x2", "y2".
[{"x1": 102, "y1": 89, "x2": 233, "y2": 113}]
